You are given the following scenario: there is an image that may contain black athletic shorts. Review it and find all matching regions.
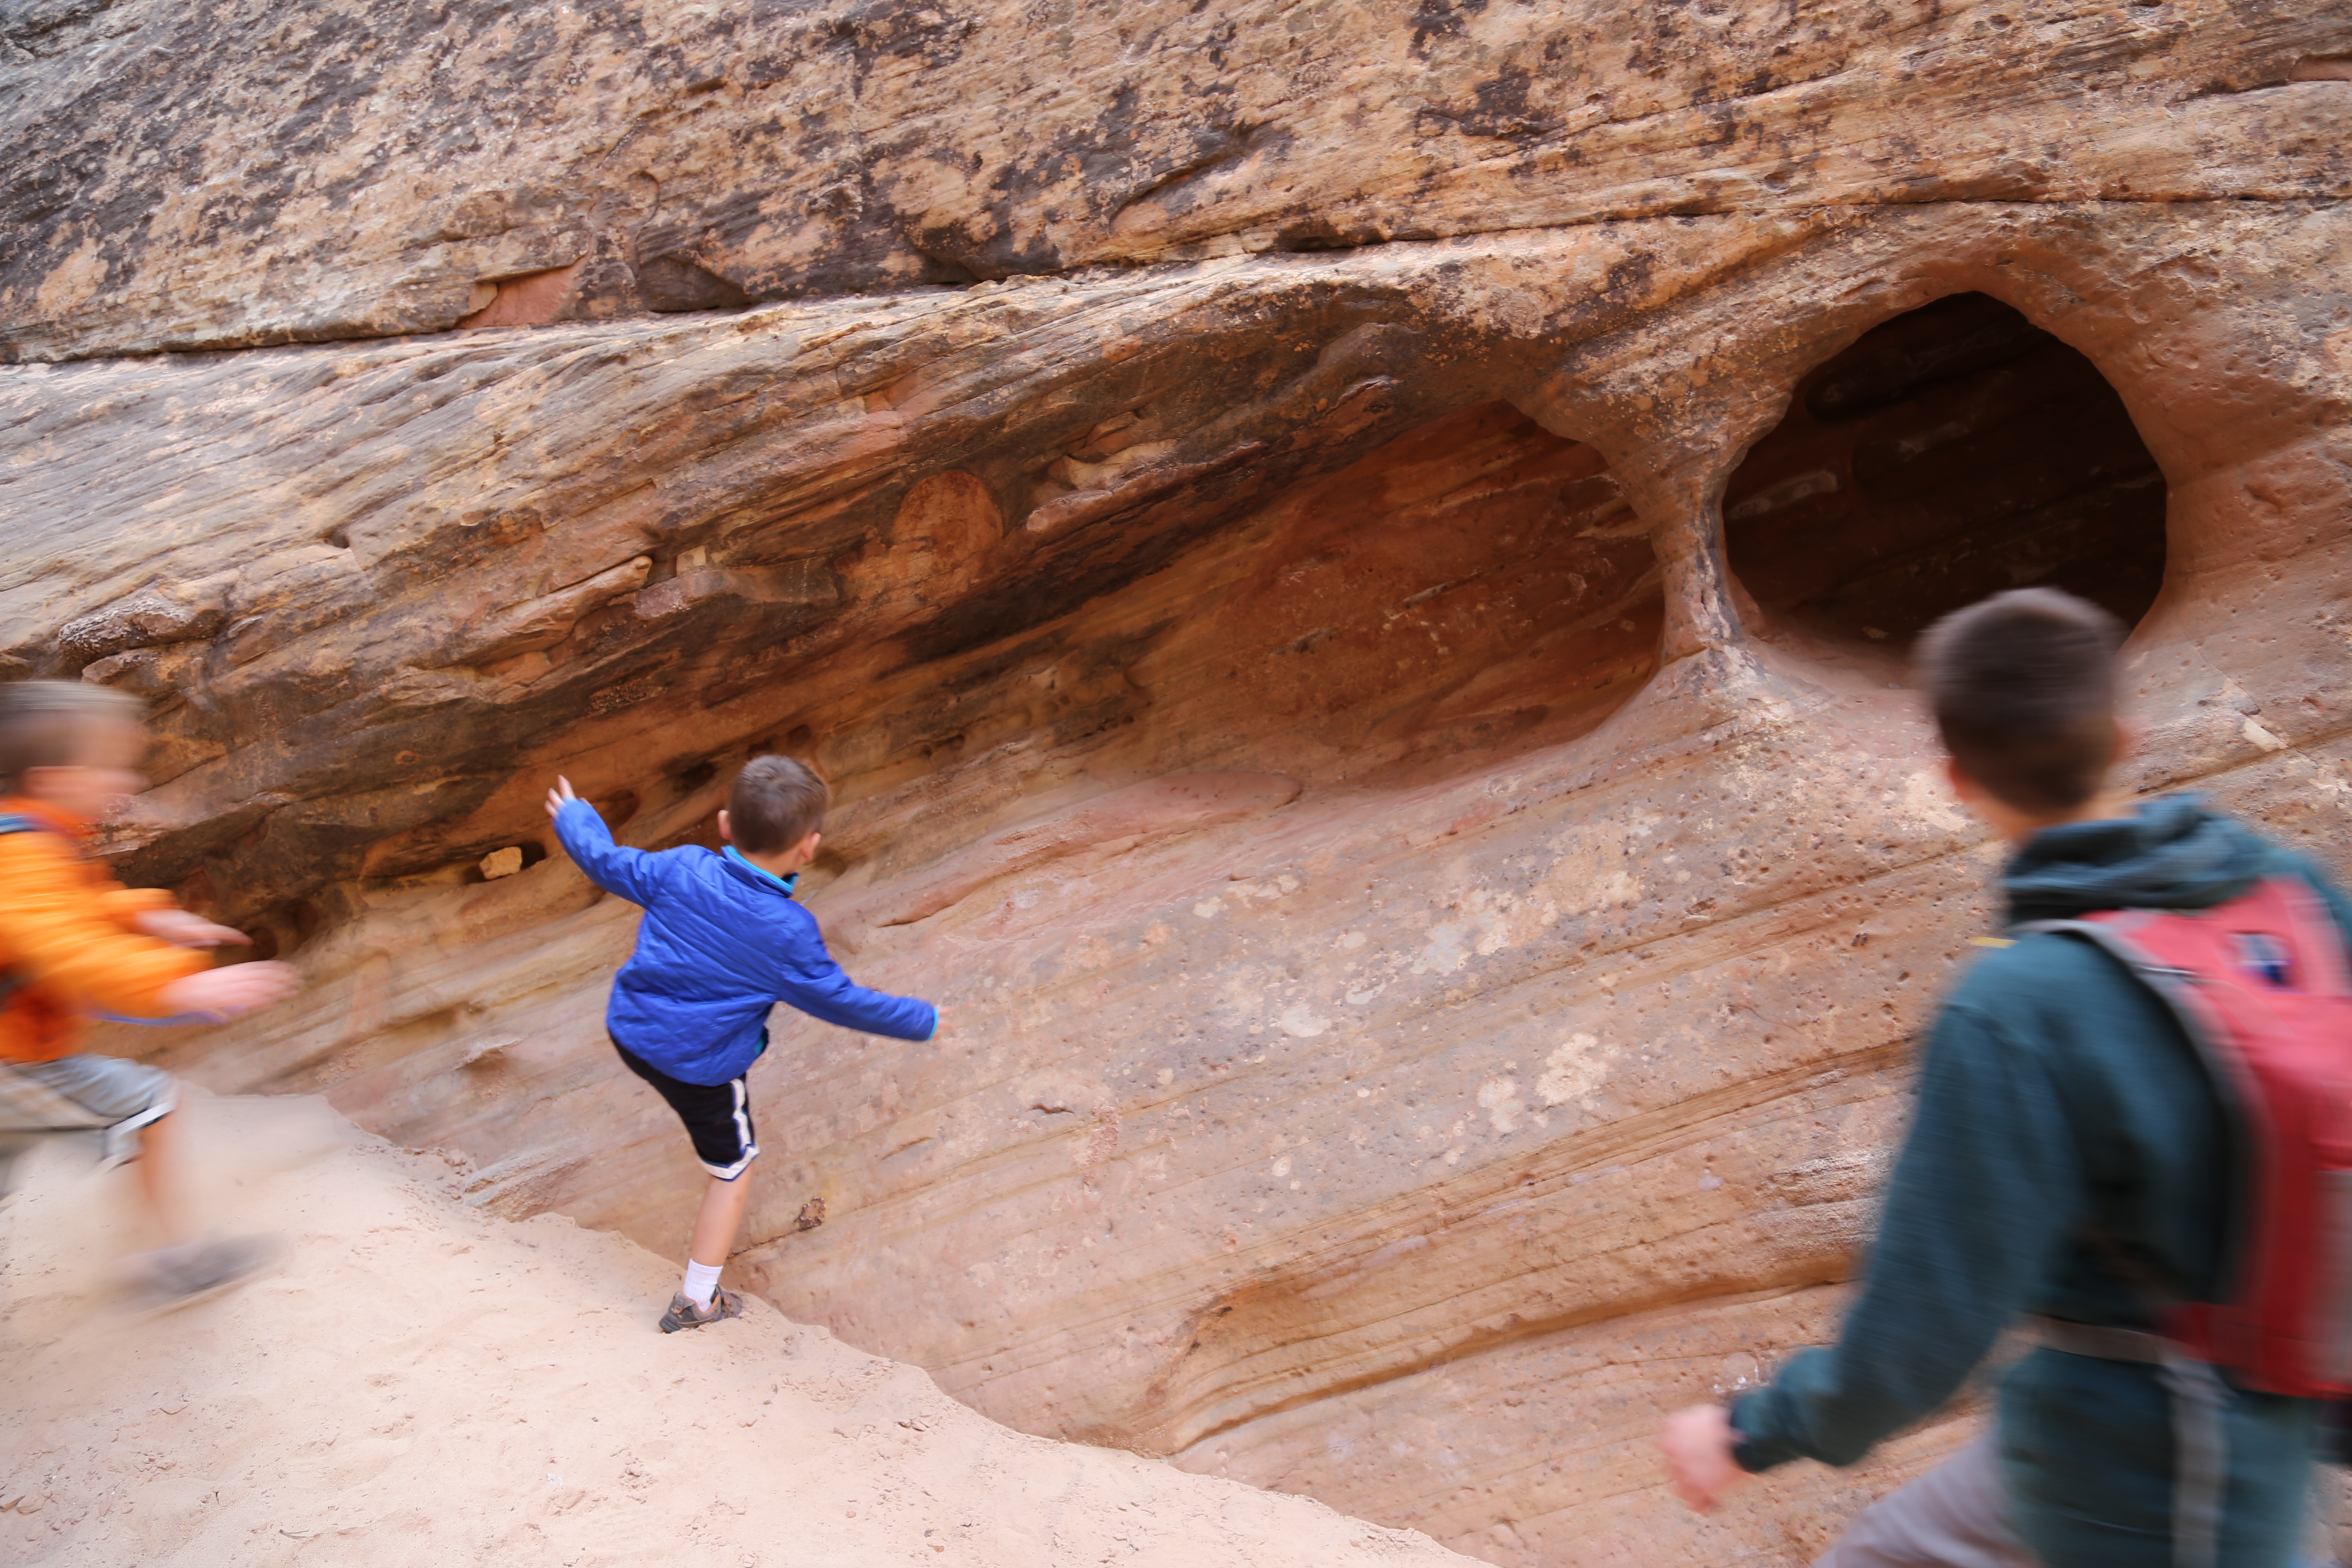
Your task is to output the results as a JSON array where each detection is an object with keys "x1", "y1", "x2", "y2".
[{"x1": 612, "y1": 1035, "x2": 760, "y2": 1181}]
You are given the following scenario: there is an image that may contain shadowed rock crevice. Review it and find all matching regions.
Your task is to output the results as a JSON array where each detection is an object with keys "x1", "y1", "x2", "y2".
[{"x1": 635, "y1": 253, "x2": 756, "y2": 313}]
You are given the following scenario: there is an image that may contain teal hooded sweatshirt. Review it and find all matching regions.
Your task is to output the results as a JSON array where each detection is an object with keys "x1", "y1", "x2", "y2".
[{"x1": 1729, "y1": 795, "x2": 2348, "y2": 1568}]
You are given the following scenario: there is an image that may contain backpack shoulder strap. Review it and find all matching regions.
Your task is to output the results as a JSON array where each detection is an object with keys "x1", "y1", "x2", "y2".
[
  {"x1": 2011, "y1": 910, "x2": 2248, "y2": 1103},
  {"x1": 2012, "y1": 913, "x2": 2205, "y2": 988},
  {"x1": 2011, "y1": 910, "x2": 2254, "y2": 1291}
]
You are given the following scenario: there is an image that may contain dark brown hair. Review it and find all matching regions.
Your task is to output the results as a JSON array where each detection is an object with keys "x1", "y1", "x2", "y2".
[
  {"x1": 727, "y1": 755, "x2": 827, "y2": 854},
  {"x1": 0, "y1": 680, "x2": 144, "y2": 796},
  {"x1": 1912, "y1": 588, "x2": 2126, "y2": 814}
]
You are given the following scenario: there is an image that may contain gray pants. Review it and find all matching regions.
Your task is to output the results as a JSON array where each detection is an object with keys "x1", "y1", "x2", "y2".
[
  {"x1": 1817, "y1": 1439, "x2": 2331, "y2": 1568},
  {"x1": 1815, "y1": 1439, "x2": 2040, "y2": 1568}
]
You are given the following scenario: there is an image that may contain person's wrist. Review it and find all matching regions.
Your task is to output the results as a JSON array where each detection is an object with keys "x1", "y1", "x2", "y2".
[{"x1": 1723, "y1": 1391, "x2": 1781, "y2": 1474}]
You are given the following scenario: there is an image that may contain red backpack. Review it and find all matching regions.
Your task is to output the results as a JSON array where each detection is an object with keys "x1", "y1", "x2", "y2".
[{"x1": 2025, "y1": 874, "x2": 2352, "y2": 1397}]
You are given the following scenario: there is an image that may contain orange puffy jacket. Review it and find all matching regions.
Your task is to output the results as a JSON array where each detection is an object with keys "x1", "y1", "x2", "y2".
[{"x1": 0, "y1": 799, "x2": 207, "y2": 1064}]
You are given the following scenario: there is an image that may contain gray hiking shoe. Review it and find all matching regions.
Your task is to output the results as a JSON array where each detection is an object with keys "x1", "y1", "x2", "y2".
[
  {"x1": 123, "y1": 1234, "x2": 281, "y2": 1315},
  {"x1": 658, "y1": 1286, "x2": 743, "y2": 1333}
]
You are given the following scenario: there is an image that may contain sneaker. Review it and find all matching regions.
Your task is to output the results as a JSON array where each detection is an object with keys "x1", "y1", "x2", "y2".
[
  {"x1": 123, "y1": 1235, "x2": 281, "y2": 1315},
  {"x1": 658, "y1": 1286, "x2": 744, "y2": 1333}
]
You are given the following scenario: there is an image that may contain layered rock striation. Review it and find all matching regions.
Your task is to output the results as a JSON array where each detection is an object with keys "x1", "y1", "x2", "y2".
[
  {"x1": 5, "y1": 0, "x2": 2348, "y2": 364},
  {"x1": 4, "y1": 2, "x2": 2351, "y2": 1563}
]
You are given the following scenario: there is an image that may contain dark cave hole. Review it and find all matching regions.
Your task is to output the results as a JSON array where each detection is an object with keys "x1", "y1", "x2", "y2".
[
  {"x1": 1075, "y1": 398, "x2": 1668, "y2": 787},
  {"x1": 1723, "y1": 291, "x2": 2168, "y2": 652},
  {"x1": 804, "y1": 400, "x2": 1666, "y2": 812},
  {"x1": 228, "y1": 897, "x2": 329, "y2": 963}
]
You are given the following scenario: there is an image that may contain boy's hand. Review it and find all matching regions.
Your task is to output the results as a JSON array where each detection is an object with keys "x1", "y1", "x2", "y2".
[
  {"x1": 544, "y1": 775, "x2": 579, "y2": 821},
  {"x1": 135, "y1": 909, "x2": 254, "y2": 948},
  {"x1": 155, "y1": 961, "x2": 300, "y2": 1022},
  {"x1": 930, "y1": 1003, "x2": 950, "y2": 1041},
  {"x1": 1660, "y1": 1403, "x2": 1750, "y2": 1513}
]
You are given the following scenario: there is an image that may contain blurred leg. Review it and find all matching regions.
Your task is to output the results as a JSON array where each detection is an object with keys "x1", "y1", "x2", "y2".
[
  {"x1": 135, "y1": 1110, "x2": 197, "y2": 1248},
  {"x1": 1815, "y1": 1439, "x2": 2041, "y2": 1568}
]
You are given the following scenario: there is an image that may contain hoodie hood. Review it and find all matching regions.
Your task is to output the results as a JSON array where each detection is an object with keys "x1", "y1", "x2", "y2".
[
  {"x1": 2003, "y1": 793, "x2": 2272, "y2": 926},
  {"x1": 721, "y1": 844, "x2": 799, "y2": 897}
]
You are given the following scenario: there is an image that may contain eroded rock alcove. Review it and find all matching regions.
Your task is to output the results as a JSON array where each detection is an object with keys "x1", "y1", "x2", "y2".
[
  {"x1": 1727, "y1": 291, "x2": 2169, "y2": 661},
  {"x1": 5, "y1": 3, "x2": 2350, "y2": 1564}
]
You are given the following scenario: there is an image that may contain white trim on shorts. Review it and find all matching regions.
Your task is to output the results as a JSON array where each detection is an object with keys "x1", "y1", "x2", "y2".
[{"x1": 700, "y1": 1078, "x2": 761, "y2": 1181}]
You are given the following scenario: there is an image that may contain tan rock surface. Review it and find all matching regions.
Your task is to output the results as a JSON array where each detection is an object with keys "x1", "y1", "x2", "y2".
[
  {"x1": 3, "y1": 1, "x2": 2349, "y2": 362},
  {"x1": 3, "y1": 3, "x2": 2352, "y2": 1564},
  {"x1": 0, "y1": 1093, "x2": 1474, "y2": 1567}
]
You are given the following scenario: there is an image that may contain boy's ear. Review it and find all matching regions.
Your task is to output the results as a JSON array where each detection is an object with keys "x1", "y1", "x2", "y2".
[
  {"x1": 801, "y1": 830, "x2": 823, "y2": 859},
  {"x1": 717, "y1": 809, "x2": 734, "y2": 843},
  {"x1": 2110, "y1": 720, "x2": 2138, "y2": 765},
  {"x1": 1943, "y1": 755, "x2": 1984, "y2": 805}
]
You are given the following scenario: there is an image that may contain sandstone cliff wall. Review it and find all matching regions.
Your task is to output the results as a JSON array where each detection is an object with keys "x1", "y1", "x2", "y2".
[{"x1": 4, "y1": 3, "x2": 2350, "y2": 1562}]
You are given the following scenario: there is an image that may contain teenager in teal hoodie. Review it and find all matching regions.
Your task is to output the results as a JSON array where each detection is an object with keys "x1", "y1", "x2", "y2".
[{"x1": 1660, "y1": 589, "x2": 2346, "y2": 1568}]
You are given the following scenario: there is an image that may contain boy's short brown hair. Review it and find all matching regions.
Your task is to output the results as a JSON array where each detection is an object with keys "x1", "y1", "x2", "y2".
[
  {"x1": 1912, "y1": 588, "x2": 2126, "y2": 815},
  {"x1": 0, "y1": 680, "x2": 144, "y2": 796},
  {"x1": 728, "y1": 755, "x2": 827, "y2": 854}
]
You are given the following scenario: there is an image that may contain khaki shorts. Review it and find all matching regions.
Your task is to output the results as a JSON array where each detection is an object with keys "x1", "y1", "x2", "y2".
[{"x1": 0, "y1": 1053, "x2": 177, "y2": 1178}]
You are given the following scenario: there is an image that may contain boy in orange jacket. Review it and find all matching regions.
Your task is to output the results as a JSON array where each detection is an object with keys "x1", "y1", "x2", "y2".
[{"x1": 0, "y1": 681, "x2": 298, "y2": 1308}]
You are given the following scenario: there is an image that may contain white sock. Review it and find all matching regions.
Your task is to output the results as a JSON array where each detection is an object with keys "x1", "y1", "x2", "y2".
[{"x1": 682, "y1": 1259, "x2": 723, "y2": 1310}]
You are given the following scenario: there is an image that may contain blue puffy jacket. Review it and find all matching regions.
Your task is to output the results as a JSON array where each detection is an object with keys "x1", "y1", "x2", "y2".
[{"x1": 553, "y1": 799, "x2": 935, "y2": 1085}]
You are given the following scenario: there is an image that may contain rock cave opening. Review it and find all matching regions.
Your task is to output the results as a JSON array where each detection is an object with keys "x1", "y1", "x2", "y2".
[
  {"x1": 567, "y1": 394, "x2": 1674, "y2": 969},
  {"x1": 1015, "y1": 397, "x2": 1666, "y2": 799},
  {"x1": 249, "y1": 388, "x2": 1667, "y2": 956},
  {"x1": 129, "y1": 387, "x2": 1675, "y2": 1109},
  {"x1": 1722, "y1": 291, "x2": 2168, "y2": 671}
]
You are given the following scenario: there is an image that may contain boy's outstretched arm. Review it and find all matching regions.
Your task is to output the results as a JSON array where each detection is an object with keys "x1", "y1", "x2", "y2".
[
  {"x1": 546, "y1": 777, "x2": 660, "y2": 904},
  {"x1": 774, "y1": 925, "x2": 937, "y2": 1042}
]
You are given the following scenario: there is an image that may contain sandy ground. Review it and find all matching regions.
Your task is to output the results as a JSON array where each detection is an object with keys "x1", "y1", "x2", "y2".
[{"x1": 0, "y1": 1093, "x2": 1476, "y2": 1568}]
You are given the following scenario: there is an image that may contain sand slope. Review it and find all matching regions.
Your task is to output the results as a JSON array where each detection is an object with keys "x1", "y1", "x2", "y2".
[{"x1": 0, "y1": 1094, "x2": 1475, "y2": 1568}]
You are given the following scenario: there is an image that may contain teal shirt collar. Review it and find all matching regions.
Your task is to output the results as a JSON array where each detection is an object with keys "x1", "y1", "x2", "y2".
[{"x1": 723, "y1": 845, "x2": 799, "y2": 896}]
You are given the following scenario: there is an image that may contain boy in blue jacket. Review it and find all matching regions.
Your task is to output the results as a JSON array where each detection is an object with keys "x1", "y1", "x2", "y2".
[{"x1": 547, "y1": 756, "x2": 938, "y2": 1332}]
